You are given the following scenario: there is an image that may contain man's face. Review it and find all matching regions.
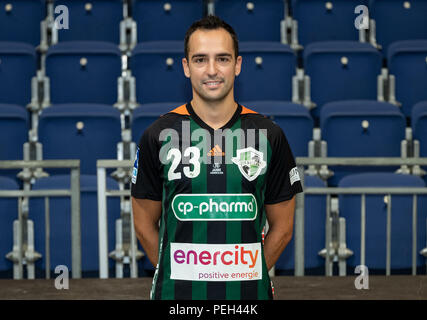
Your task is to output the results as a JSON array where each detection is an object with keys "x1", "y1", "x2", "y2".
[{"x1": 182, "y1": 28, "x2": 242, "y2": 103}]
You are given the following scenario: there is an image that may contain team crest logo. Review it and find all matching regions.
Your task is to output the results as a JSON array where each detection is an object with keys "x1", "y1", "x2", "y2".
[{"x1": 231, "y1": 147, "x2": 266, "y2": 181}]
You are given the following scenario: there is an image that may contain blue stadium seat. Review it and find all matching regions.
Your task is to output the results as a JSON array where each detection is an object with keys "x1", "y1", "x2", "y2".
[
  {"x1": 370, "y1": 0, "x2": 427, "y2": 53},
  {"x1": 0, "y1": 0, "x2": 44, "y2": 46},
  {"x1": 304, "y1": 41, "x2": 382, "y2": 119},
  {"x1": 0, "y1": 104, "x2": 28, "y2": 184},
  {"x1": 0, "y1": 176, "x2": 19, "y2": 275},
  {"x1": 132, "y1": 0, "x2": 204, "y2": 42},
  {"x1": 339, "y1": 173, "x2": 427, "y2": 273},
  {"x1": 388, "y1": 40, "x2": 427, "y2": 117},
  {"x1": 412, "y1": 101, "x2": 427, "y2": 184},
  {"x1": 241, "y1": 101, "x2": 313, "y2": 157},
  {"x1": 46, "y1": 41, "x2": 122, "y2": 105},
  {"x1": 292, "y1": 0, "x2": 365, "y2": 47},
  {"x1": 214, "y1": 0, "x2": 284, "y2": 42},
  {"x1": 321, "y1": 100, "x2": 406, "y2": 186},
  {"x1": 38, "y1": 104, "x2": 122, "y2": 175},
  {"x1": 235, "y1": 42, "x2": 296, "y2": 101},
  {"x1": 131, "y1": 41, "x2": 192, "y2": 104},
  {"x1": 276, "y1": 175, "x2": 327, "y2": 274},
  {"x1": 0, "y1": 104, "x2": 28, "y2": 161},
  {"x1": 53, "y1": 0, "x2": 123, "y2": 43},
  {"x1": 413, "y1": 101, "x2": 427, "y2": 155},
  {"x1": 131, "y1": 102, "x2": 184, "y2": 143},
  {"x1": 0, "y1": 42, "x2": 36, "y2": 106},
  {"x1": 30, "y1": 174, "x2": 121, "y2": 276}
]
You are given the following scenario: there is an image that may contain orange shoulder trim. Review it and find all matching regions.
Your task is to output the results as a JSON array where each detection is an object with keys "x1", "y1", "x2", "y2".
[
  {"x1": 241, "y1": 105, "x2": 258, "y2": 115},
  {"x1": 169, "y1": 104, "x2": 190, "y2": 115}
]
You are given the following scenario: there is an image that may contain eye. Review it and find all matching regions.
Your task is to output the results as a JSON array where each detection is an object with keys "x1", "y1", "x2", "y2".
[
  {"x1": 218, "y1": 57, "x2": 230, "y2": 63},
  {"x1": 194, "y1": 57, "x2": 206, "y2": 64}
]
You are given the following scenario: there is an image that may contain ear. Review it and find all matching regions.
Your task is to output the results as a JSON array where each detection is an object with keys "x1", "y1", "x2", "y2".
[
  {"x1": 234, "y1": 55, "x2": 242, "y2": 77},
  {"x1": 182, "y1": 57, "x2": 191, "y2": 78}
]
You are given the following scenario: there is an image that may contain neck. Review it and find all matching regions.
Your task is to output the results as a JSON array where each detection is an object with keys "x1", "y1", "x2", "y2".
[{"x1": 191, "y1": 93, "x2": 238, "y2": 130}]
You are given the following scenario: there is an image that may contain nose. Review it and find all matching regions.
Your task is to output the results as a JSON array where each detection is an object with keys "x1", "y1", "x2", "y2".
[{"x1": 207, "y1": 59, "x2": 218, "y2": 77}]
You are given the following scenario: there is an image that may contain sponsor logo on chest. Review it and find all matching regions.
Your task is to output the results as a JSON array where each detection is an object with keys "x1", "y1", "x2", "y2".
[
  {"x1": 172, "y1": 193, "x2": 257, "y2": 221},
  {"x1": 170, "y1": 242, "x2": 262, "y2": 282}
]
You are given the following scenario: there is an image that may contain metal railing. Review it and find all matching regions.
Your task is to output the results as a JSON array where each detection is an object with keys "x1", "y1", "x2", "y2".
[
  {"x1": 0, "y1": 160, "x2": 81, "y2": 279},
  {"x1": 97, "y1": 159, "x2": 136, "y2": 279},
  {"x1": 96, "y1": 157, "x2": 427, "y2": 279},
  {"x1": 295, "y1": 157, "x2": 427, "y2": 277}
]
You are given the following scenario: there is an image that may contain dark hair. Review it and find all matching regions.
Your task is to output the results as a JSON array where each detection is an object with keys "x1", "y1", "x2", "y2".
[{"x1": 184, "y1": 15, "x2": 239, "y2": 60}]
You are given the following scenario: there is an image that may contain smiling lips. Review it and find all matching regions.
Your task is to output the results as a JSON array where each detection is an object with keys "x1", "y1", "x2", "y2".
[{"x1": 203, "y1": 80, "x2": 223, "y2": 88}]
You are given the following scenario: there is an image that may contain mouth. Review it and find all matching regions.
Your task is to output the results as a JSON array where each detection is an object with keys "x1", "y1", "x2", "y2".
[{"x1": 203, "y1": 80, "x2": 224, "y2": 89}]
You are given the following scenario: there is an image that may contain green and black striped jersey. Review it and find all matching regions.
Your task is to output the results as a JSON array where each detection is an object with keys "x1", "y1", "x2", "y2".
[{"x1": 131, "y1": 102, "x2": 303, "y2": 300}]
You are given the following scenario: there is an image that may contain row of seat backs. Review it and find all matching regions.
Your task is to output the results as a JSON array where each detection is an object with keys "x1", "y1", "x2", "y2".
[
  {"x1": 0, "y1": 0, "x2": 203, "y2": 45},
  {"x1": 1, "y1": 0, "x2": 426, "y2": 51},
  {"x1": 2, "y1": 100, "x2": 427, "y2": 171},
  {"x1": 0, "y1": 174, "x2": 120, "y2": 273},
  {"x1": 293, "y1": 0, "x2": 427, "y2": 51},
  {"x1": 278, "y1": 172, "x2": 427, "y2": 273},
  {"x1": 2, "y1": 100, "x2": 427, "y2": 190},
  {"x1": 1, "y1": 173, "x2": 425, "y2": 274},
  {"x1": 1, "y1": 40, "x2": 427, "y2": 116}
]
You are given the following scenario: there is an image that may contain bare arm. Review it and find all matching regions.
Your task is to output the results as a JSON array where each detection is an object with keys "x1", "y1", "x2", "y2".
[
  {"x1": 263, "y1": 196, "x2": 296, "y2": 271},
  {"x1": 132, "y1": 197, "x2": 162, "y2": 267}
]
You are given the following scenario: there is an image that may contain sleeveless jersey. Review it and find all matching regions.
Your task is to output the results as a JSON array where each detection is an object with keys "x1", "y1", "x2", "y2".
[{"x1": 131, "y1": 102, "x2": 303, "y2": 300}]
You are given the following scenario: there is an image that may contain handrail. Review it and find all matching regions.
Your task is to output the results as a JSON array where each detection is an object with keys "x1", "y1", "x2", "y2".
[{"x1": 0, "y1": 160, "x2": 81, "y2": 279}]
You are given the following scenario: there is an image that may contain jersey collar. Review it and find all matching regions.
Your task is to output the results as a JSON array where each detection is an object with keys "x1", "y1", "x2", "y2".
[{"x1": 185, "y1": 102, "x2": 242, "y2": 132}]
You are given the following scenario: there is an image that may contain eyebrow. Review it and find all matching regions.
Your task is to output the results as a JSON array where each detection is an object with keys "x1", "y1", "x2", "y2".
[{"x1": 191, "y1": 53, "x2": 233, "y2": 59}]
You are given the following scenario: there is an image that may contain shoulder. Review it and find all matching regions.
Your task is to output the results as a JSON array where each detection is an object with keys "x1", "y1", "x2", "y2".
[
  {"x1": 240, "y1": 104, "x2": 284, "y2": 138},
  {"x1": 146, "y1": 104, "x2": 189, "y2": 132},
  {"x1": 139, "y1": 104, "x2": 189, "y2": 144}
]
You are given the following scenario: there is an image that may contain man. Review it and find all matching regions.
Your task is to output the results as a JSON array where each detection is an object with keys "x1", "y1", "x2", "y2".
[{"x1": 131, "y1": 15, "x2": 302, "y2": 300}]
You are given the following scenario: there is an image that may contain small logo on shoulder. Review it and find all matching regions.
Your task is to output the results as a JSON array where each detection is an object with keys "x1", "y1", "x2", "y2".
[
  {"x1": 132, "y1": 147, "x2": 139, "y2": 184},
  {"x1": 289, "y1": 167, "x2": 300, "y2": 186}
]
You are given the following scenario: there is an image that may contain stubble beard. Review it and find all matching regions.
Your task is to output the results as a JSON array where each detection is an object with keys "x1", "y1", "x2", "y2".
[{"x1": 193, "y1": 77, "x2": 234, "y2": 104}]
